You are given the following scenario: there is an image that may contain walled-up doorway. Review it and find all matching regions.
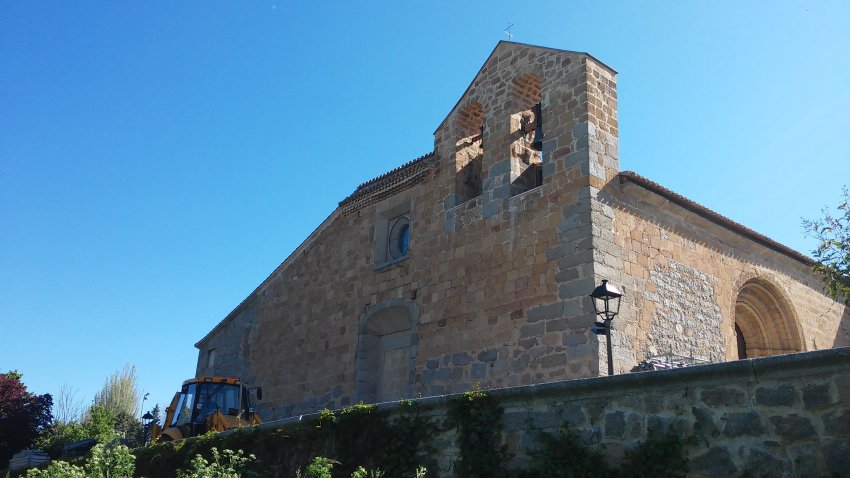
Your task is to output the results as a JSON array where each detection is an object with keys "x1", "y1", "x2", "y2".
[{"x1": 356, "y1": 299, "x2": 417, "y2": 403}]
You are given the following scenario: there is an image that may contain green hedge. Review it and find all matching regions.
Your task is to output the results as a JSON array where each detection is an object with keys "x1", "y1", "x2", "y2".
[{"x1": 132, "y1": 402, "x2": 436, "y2": 478}]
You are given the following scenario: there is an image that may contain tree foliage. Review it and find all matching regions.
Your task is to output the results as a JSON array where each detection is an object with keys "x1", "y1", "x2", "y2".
[
  {"x1": 94, "y1": 364, "x2": 141, "y2": 419},
  {"x1": 0, "y1": 371, "x2": 53, "y2": 465},
  {"x1": 35, "y1": 404, "x2": 120, "y2": 458},
  {"x1": 803, "y1": 186, "x2": 850, "y2": 305}
]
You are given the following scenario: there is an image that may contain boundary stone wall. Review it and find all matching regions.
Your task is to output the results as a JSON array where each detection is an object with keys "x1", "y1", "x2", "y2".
[{"x1": 263, "y1": 347, "x2": 850, "y2": 477}]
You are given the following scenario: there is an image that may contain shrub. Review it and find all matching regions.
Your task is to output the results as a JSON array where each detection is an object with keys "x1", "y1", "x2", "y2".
[
  {"x1": 445, "y1": 389, "x2": 508, "y2": 478},
  {"x1": 85, "y1": 443, "x2": 135, "y2": 478},
  {"x1": 24, "y1": 461, "x2": 86, "y2": 478},
  {"x1": 176, "y1": 447, "x2": 257, "y2": 478},
  {"x1": 620, "y1": 432, "x2": 689, "y2": 478},
  {"x1": 529, "y1": 430, "x2": 609, "y2": 478}
]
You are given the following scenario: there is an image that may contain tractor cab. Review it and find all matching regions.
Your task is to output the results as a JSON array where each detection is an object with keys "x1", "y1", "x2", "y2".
[{"x1": 155, "y1": 377, "x2": 262, "y2": 442}]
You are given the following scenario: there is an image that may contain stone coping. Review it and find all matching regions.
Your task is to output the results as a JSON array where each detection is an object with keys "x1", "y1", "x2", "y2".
[{"x1": 256, "y1": 347, "x2": 850, "y2": 431}]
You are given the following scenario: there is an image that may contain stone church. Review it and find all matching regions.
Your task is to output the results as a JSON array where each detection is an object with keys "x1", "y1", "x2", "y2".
[{"x1": 194, "y1": 42, "x2": 849, "y2": 420}]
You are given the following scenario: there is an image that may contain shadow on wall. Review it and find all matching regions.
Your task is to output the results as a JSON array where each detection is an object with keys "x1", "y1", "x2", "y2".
[{"x1": 832, "y1": 303, "x2": 850, "y2": 347}]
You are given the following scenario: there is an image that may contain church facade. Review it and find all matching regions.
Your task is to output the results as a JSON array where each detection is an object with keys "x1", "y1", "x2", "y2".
[{"x1": 195, "y1": 42, "x2": 849, "y2": 420}]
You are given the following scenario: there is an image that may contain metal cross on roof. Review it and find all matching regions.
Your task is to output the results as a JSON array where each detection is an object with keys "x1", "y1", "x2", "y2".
[{"x1": 504, "y1": 24, "x2": 514, "y2": 41}]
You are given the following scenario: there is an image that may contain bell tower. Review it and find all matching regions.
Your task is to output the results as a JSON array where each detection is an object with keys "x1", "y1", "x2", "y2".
[{"x1": 434, "y1": 41, "x2": 622, "y2": 377}]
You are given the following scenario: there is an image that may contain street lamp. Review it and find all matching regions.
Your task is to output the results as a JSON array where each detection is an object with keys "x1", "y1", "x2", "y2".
[
  {"x1": 141, "y1": 412, "x2": 154, "y2": 445},
  {"x1": 589, "y1": 279, "x2": 622, "y2": 376}
]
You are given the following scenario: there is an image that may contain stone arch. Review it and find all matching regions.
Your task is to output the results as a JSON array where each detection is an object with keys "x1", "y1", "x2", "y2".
[
  {"x1": 512, "y1": 72, "x2": 542, "y2": 111},
  {"x1": 355, "y1": 299, "x2": 418, "y2": 404},
  {"x1": 510, "y1": 73, "x2": 543, "y2": 195},
  {"x1": 453, "y1": 102, "x2": 485, "y2": 205},
  {"x1": 734, "y1": 278, "x2": 804, "y2": 358}
]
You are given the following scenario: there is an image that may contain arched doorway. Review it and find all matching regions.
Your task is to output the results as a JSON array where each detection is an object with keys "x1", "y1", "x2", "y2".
[
  {"x1": 356, "y1": 299, "x2": 417, "y2": 404},
  {"x1": 734, "y1": 279, "x2": 803, "y2": 358}
]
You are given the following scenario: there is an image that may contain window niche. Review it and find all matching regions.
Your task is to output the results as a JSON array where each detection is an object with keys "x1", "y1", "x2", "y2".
[
  {"x1": 510, "y1": 73, "x2": 543, "y2": 196},
  {"x1": 373, "y1": 201, "x2": 411, "y2": 269},
  {"x1": 454, "y1": 102, "x2": 484, "y2": 205}
]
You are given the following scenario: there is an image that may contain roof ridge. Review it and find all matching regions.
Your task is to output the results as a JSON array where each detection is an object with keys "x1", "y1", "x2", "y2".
[
  {"x1": 619, "y1": 171, "x2": 812, "y2": 265},
  {"x1": 354, "y1": 151, "x2": 435, "y2": 190}
]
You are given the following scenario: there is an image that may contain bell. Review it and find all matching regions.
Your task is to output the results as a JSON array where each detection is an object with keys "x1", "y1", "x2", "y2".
[{"x1": 530, "y1": 102, "x2": 543, "y2": 151}]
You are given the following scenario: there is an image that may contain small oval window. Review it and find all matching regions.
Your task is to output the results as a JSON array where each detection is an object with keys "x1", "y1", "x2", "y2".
[{"x1": 388, "y1": 216, "x2": 410, "y2": 260}]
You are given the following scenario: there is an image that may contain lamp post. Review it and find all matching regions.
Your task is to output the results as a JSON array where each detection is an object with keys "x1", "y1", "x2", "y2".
[
  {"x1": 139, "y1": 392, "x2": 149, "y2": 421},
  {"x1": 589, "y1": 279, "x2": 622, "y2": 376},
  {"x1": 141, "y1": 411, "x2": 154, "y2": 445}
]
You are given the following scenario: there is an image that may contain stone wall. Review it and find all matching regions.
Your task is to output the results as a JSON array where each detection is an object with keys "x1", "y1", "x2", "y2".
[{"x1": 263, "y1": 347, "x2": 850, "y2": 477}]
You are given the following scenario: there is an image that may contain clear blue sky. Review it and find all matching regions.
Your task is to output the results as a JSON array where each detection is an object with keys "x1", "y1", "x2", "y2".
[{"x1": 2, "y1": 1, "x2": 848, "y2": 417}]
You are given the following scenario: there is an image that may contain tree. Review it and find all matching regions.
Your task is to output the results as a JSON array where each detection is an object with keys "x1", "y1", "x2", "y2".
[
  {"x1": 0, "y1": 371, "x2": 53, "y2": 465},
  {"x1": 803, "y1": 186, "x2": 850, "y2": 305},
  {"x1": 53, "y1": 384, "x2": 85, "y2": 425},
  {"x1": 93, "y1": 364, "x2": 141, "y2": 419},
  {"x1": 84, "y1": 404, "x2": 119, "y2": 445},
  {"x1": 150, "y1": 404, "x2": 162, "y2": 429}
]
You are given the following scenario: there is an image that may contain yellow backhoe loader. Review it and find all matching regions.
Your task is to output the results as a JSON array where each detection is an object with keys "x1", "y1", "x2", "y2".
[{"x1": 153, "y1": 376, "x2": 262, "y2": 442}]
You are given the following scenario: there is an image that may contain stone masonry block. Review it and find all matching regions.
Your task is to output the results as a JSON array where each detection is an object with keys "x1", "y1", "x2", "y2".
[
  {"x1": 824, "y1": 438, "x2": 850, "y2": 476},
  {"x1": 545, "y1": 243, "x2": 576, "y2": 261},
  {"x1": 557, "y1": 250, "x2": 594, "y2": 270},
  {"x1": 559, "y1": 278, "x2": 597, "y2": 300},
  {"x1": 822, "y1": 410, "x2": 850, "y2": 436},
  {"x1": 562, "y1": 332, "x2": 587, "y2": 346},
  {"x1": 477, "y1": 349, "x2": 498, "y2": 362},
  {"x1": 769, "y1": 414, "x2": 816, "y2": 441},
  {"x1": 563, "y1": 297, "x2": 590, "y2": 318},
  {"x1": 451, "y1": 352, "x2": 472, "y2": 366},
  {"x1": 492, "y1": 184, "x2": 511, "y2": 200},
  {"x1": 528, "y1": 302, "x2": 564, "y2": 323},
  {"x1": 723, "y1": 411, "x2": 763, "y2": 437},
  {"x1": 554, "y1": 268, "x2": 579, "y2": 283},
  {"x1": 442, "y1": 195, "x2": 456, "y2": 210},
  {"x1": 755, "y1": 384, "x2": 796, "y2": 407},
  {"x1": 482, "y1": 200, "x2": 501, "y2": 219},
  {"x1": 692, "y1": 407, "x2": 719, "y2": 437},
  {"x1": 540, "y1": 353, "x2": 567, "y2": 368},
  {"x1": 561, "y1": 405, "x2": 586, "y2": 426},
  {"x1": 488, "y1": 158, "x2": 511, "y2": 177},
  {"x1": 443, "y1": 212, "x2": 456, "y2": 233},
  {"x1": 690, "y1": 447, "x2": 738, "y2": 477},
  {"x1": 520, "y1": 322, "x2": 545, "y2": 339},
  {"x1": 471, "y1": 363, "x2": 486, "y2": 379},
  {"x1": 529, "y1": 411, "x2": 561, "y2": 430},
  {"x1": 744, "y1": 449, "x2": 786, "y2": 478},
  {"x1": 604, "y1": 411, "x2": 625, "y2": 439},
  {"x1": 802, "y1": 382, "x2": 832, "y2": 409},
  {"x1": 700, "y1": 387, "x2": 747, "y2": 407},
  {"x1": 545, "y1": 318, "x2": 568, "y2": 332},
  {"x1": 558, "y1": 224, "x2": 593, "y2": 243}
]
